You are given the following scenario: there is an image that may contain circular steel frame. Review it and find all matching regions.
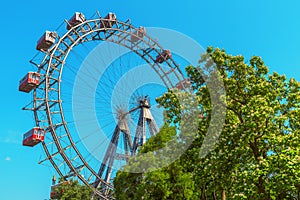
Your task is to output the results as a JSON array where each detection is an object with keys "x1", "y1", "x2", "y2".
[{"x1": 29, "y1": 12, "x2": 185, "y2": 199}]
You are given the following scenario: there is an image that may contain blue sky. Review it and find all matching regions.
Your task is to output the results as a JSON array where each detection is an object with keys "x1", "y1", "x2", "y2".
[{"x1": 1, "y1": 0, "x2": 300, "y2": 199}]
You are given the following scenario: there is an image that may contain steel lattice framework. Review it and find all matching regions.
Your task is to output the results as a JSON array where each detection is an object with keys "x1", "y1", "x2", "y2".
[
  {"x1": 94, "y1": 97, "x2": 160, "y2": 194},
  {"x1": 24, "y1": 11, "x2": 185, "y2": 199}
]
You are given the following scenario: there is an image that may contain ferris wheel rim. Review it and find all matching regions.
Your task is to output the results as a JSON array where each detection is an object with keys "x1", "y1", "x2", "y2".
[{"x1": 32, "y1": 12, "x2": 185, "y2": 198}]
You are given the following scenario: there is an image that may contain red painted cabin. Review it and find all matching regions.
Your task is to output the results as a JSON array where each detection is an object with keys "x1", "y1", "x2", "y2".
[
  {"x1": 36, "y1": 31, "x2": 57, "y2": 51},
  {"x1": 19, "y1": 72, "x2": 40, "y2": 93},
  {"x1": 175, "y1": 78, "x2": 191, "y2": 90},
  {"x1": 67, "y1": 12, "x2": 85, "y2": 30},
  {"x1": 155, "y1": 50, "x2": 172, "y2": 63},
  {"x1": 131, "y1": 26, "x2": 146, "y2": 43},
  {"x1": 100, "y1": 12, "x2": 117, "y2": 29},
  {"x1": 22, "y1": 127, "x2": 45, "y2": 147}
]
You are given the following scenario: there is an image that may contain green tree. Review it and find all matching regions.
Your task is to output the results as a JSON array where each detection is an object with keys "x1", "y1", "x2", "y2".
[
  {"x1": 114, "y1": 47, "x2": 300, "y2": 200},
  {"x1": 114, "y1": 125, "x2": 197, "y2": 200},
  {"x1": 50, "y1": 179, "x2": 93, "y2": 200},
  {"x1": 187, "y1": 47, "x2": 300, "y2": 199}
]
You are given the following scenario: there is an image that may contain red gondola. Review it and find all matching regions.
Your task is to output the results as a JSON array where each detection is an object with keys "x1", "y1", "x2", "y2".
[
  {"x1": 175, "y1": 78, "x2": 191, "y2": 90},
  {"x1": 155, "y1": 49, "x2": 172, "y2": 63},
  {"x1": 67, "y1": 12, "x2": 85, "y2": 30},
  {"x1": 19, "y1": 72, "x2": 40, "y2": 93},
  {"x1": 22, "y1": 127, "x2": 45, "y2": 147},
  {"x1": 100, "y1": 12, "x2": 117, "y2": 29},
  {"x1": 36, "y1": 31, "x2": 57, "y2": 51},
  {"x1": 131, "y1": 26, "x2": 146, "y2": 43}
]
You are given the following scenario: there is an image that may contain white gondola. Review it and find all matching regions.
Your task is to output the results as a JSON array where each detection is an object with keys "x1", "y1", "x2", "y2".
[
  {"x1": 36, "y1": 31, "x2": 57, "y2": 51},
  {"x1": 67, "y1": 12, "x2": 85, "y2": 30}
]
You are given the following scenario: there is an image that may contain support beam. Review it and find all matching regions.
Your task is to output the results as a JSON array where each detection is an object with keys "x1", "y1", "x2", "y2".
[{"x1": 95, "y1": 96, "x2": 159, "y2": 192}]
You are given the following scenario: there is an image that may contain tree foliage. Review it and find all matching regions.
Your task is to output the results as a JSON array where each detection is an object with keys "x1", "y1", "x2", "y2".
[
  {"x1": 114, "y1": 47, "x2": 300, "y2": 200},
  {"x1": 50, "y1": 179, "x2": 93, "y2": 200}
]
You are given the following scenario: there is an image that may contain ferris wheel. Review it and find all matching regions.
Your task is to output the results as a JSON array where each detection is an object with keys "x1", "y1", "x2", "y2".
[{"x1": 19, "y1": 11, "x2": 189, "y2": 199}]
